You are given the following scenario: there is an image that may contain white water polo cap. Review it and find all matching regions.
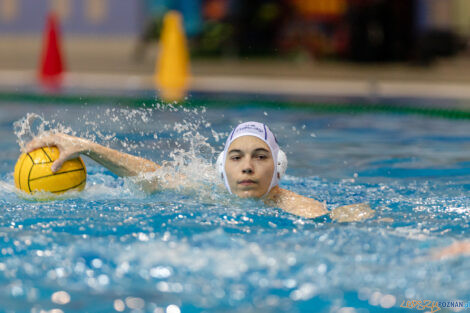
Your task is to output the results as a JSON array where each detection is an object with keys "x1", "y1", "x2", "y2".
[{"x1": 217, "y1": 121, "x2": 287, "y2": 195}]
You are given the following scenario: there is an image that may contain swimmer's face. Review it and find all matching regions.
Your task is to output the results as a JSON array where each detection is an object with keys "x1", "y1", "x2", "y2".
[{"x1": 224, "y1": 136, "x2": 275, "y2": 198}]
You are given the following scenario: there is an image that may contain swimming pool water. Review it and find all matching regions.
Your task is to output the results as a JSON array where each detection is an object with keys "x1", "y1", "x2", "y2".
[{"x1": 0, "y1": 101, "x2": 469, "y2": 313}]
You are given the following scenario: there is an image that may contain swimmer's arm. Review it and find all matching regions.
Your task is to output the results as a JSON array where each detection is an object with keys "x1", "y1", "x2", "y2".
[
  {"x1": 265, "y1": 186, "x2": 328, "y2": 218},
  {"x1": 26, "y1": 133, "x2": 162, "y2": 192},
  {"x1": 26, "y1": 133, "x2": 160, "y2": 175},
  {"x1": 83, "y1": 141, "x2": 161, "y2": 177},
  {"x1": 266, "y1": 186, "x2": 374, "y2": 221},
  {"x1": 329, "y1": 203, "x2": 374, "y2": 222},
  {"x1": 81, "y1": 143, "x2": 188, "y2": 192}
]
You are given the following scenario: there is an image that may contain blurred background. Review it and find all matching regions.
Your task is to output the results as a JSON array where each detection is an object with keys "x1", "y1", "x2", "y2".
[{"x1": 1, "y1": 0, "x2": 470, "y2": 101}]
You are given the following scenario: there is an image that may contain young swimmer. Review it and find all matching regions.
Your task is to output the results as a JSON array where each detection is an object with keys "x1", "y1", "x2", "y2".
[
  {"x1": 25, "y1": 121, "x2": 372, "y2": 219},
  {"x1": 216, "y1": 122, "x2": 328, "y2": 218}
]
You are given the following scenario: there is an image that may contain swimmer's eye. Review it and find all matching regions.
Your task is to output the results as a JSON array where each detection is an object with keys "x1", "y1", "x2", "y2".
[
  {"x1": 254, "y1": 154, "x2": 268, "y2": 160},
  {"x1": 230, "y1": 155, "x2": 242, "y2": 161}
]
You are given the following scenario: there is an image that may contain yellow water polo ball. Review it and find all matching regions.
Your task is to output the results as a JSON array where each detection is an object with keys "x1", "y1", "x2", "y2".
[{"x1": 14, "y1": 146, "x2": 86, "y2": 195}]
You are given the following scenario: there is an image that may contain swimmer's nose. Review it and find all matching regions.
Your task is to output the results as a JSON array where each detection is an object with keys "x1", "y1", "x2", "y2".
[
  {"x1": 242, "y1": 168, "x2": 253, "y2": 174},
  {"x1": 241, "y1": 157, "x2": 254, "y2": 174}
]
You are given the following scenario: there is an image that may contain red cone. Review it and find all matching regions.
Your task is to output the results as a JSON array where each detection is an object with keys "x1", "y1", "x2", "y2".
[{"x1": 39, "y1": 13, "x2": 64, "y2": 88}]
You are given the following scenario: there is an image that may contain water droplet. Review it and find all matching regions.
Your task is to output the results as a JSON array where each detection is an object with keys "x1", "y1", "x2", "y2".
[
  {"x1": 51, "y1": 291, "x2": 71, "y2": 305},
  {"x1": 113, "y1": 299, "x2": 125, "y2": 312},
  {"x1": 125, "y1": 297, "x2": 145, "y2": 309},
  {"x1": 91, "y1": 258, "x2": 103, "y2": 269},
  {"x1": 166, "y1": 304, "x2": 181, "y2": 313}
]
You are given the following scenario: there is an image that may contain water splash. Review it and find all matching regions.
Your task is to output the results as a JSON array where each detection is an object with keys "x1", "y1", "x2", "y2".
[
  {"x1": 12, "y1": 103, "x2": 225, "y2": 199},
  {"x1": 13, "y1": 113, "x2": 74, "y2": 152},
  {"x1": 4, "y1": 105, "x2": 470, "y2": 313}
]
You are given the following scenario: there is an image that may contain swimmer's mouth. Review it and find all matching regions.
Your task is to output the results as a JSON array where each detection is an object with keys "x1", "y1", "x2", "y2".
[{"x1": 238, "y1": 179, "x2": 257, "y2": 186}]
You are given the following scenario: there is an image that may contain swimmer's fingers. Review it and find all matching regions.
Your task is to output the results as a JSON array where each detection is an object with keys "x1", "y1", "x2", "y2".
[
  {"x1": 51, "y1": 153, "x2": 72, "y2": 173},
  {"x1": 24, "y1": 135, "x2": 69, "y2": 173},
  {"x1": 24, "y1": 133, "x2": 89, "y2": 173}
]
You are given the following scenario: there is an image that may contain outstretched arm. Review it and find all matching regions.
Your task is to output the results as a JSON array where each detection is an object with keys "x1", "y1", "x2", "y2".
[
  {"x1": 26, "y1": 133, "x2": 162, "y2": 191},
  {"x1": 266, "y1": 186, "x2": 374, "y2": 221},
  {"x1": 265, "y1": 186, "x2": 328, "y2": 218}
]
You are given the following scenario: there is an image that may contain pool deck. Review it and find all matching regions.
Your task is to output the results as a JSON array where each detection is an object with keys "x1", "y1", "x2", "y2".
[{"x1": 1, "y1": 36, "x2": 470, "y2": 107}]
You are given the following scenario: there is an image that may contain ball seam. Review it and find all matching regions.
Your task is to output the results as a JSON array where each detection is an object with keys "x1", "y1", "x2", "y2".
[{"x1": 29, "y1": 168, "x2": 85, "y2": 182}]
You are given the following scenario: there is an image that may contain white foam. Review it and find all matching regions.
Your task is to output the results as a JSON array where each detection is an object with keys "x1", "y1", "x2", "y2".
[{"x1": 12, "y1": 103, "x2": 226, "y2": 199}]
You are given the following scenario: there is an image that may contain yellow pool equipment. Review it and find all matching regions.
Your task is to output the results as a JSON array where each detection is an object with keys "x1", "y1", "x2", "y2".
[
  {"x1": 155, "y1": 10, "x2": 190, "y2": 102},
  {"x1": 14, "y1": 146, "x2": 86, "y2": 195}
]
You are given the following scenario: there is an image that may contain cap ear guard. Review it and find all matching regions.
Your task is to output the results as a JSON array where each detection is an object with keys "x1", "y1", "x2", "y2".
[
  {"x1": 216, "y1": 152, "x2": 225, "y2": 179},
  {"x1": 216, "y1": 149, "x2": 287, "y2": 180},
  {"x1": 277, "y1": 149, "x2": 287, "y2": 179}
]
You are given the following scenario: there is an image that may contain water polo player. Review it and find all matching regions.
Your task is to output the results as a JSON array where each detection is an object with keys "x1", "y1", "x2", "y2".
[
  {"x1": 216, "y1": 121, "x2": 328, "y2": 217},
  {"x1": 25, "y1": 121, "x2": 372, "y2": 219}
]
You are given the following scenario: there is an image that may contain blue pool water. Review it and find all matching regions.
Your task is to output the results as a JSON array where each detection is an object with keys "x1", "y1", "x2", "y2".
[{"x1": 0, "y1": 101, "x2": 469, "y2": 313}]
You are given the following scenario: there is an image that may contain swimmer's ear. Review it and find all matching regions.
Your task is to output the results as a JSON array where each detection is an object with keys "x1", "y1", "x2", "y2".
[
  {"x1": 216, "y1": 152, "x2": 225, "y2": 180},
  {"x1": 277, "y1": 149, "x2": 288, "y2": 179}
]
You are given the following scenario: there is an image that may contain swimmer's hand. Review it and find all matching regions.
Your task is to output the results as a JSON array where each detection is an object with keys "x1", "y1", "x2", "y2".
[
  {"x1": 25, "y1": 133, "x2": 161, "y2": 192},
  {"x1": 266, "y1": 186, "x2": 328, "y2": 218},
  {"x1": 26, "y1": 133, "x2": 93, "y2": 173},
  {"x1": 329, "y1": 203, "x2": 374, "y2": 222}
]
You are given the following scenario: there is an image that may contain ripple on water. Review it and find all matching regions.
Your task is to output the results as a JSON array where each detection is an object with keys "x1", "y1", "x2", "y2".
[{"x1": 1, "y1": 106, "x2": 469, "y2": 312}]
